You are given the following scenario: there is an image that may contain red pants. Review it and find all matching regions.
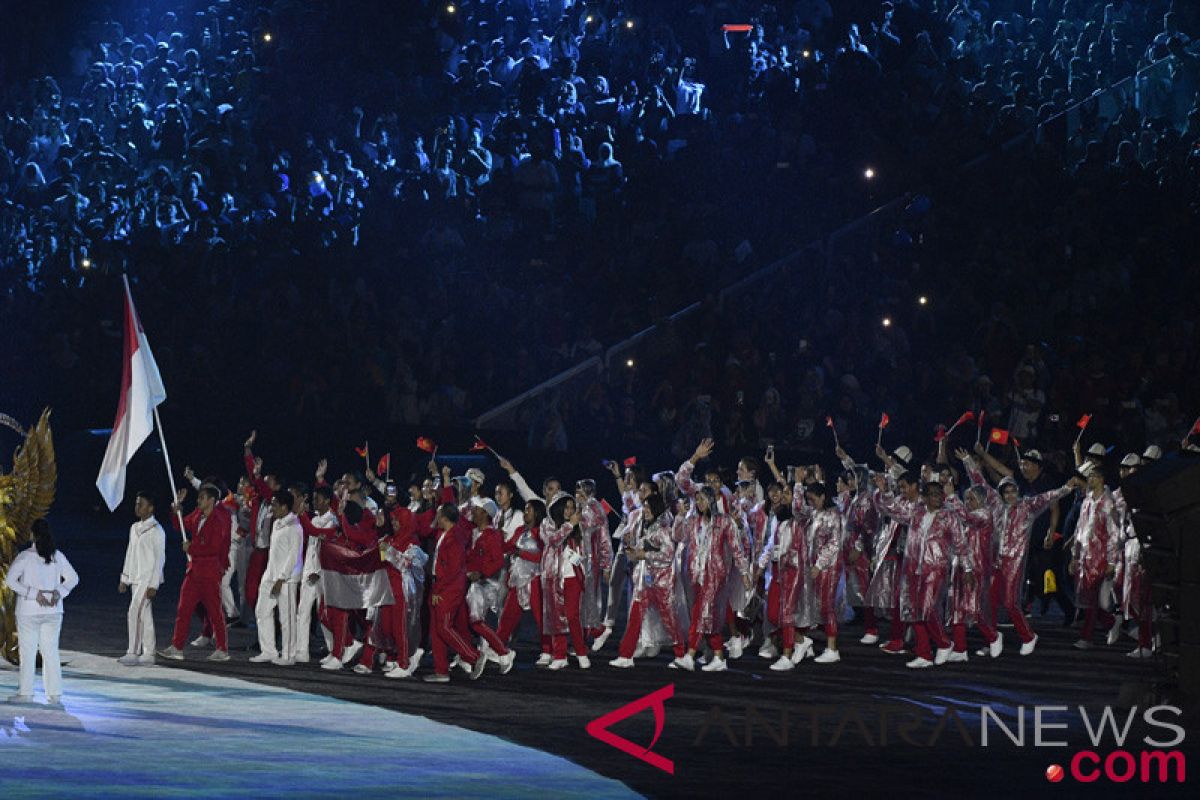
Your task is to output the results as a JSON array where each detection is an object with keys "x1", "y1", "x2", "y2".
[
  {"x1": 990, "y1": 573, "x2": 1035, "y2": 643},
  {"x1": 244, "y1": 548, "x2": 269, "y2": 615},
  {"x1": 171, "y1": 571, "x2": 227, "y2": 651},
  {"x1": 497, "y1": 578, "x2": 549, "y2": 653},
  {"x1": 551, "y1": 576, "x2": 588, "y2": 659},
  {"x1": 361, "y1": 578, "x2": 409, "y2": 669},
  {"x1": 686, "y1": 587, "x2": 724, "y2": 653},
  {"x1": 618, "y1": 598, "x2": 685, "y2": 659},
  {"x1": 951, "y1": 620, "x2": 998, "y2": 652},
  {"x1": 913, "y1": 620, "x2": 951, "y2": 660},
  {"x1": 1080, "y1": 607, "x2": 1115, "y2": 642},
  {"x1": 325, "y1": 608, "x2": 369, "y2": 659},
  {"x1": 457, "y1": 601, "x2": 509, "y2": 656},
  {"x1": 430, "y1": 590, "x2": 480, "y2": 674},
  {"x1": 765, "y1": 577, "x2": 797, "y2": 650}
]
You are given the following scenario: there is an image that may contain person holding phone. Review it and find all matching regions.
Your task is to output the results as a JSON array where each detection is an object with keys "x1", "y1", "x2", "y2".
[{"x1": 6, "y1": 520, "x2": 80, "y2": 705}]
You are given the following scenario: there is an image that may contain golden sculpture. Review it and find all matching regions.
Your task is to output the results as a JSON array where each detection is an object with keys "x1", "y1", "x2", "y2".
[{"x1": 0, "y1": 409, "x2": 57, "y2": 664}]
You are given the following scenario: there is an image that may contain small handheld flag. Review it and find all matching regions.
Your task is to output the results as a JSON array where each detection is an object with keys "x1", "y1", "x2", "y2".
[
  {"x1": 1190, "y1": 415, "x2": 1200, "y2": 436},
  {"x1": 975, "y1": 409, "x2": 986, "y2": 444},
  {"x1": 946, "y1": 411, "x2": 974, "y2": 434},
  {"x1": 1074, "y1": 413, "x2": 1092, "y2": 446},
  {"x1": 623, "y1": 456, "x2": 638, "y2": 468},
  {"x1": 721, "y1": 24, "x2": 753, "y2": 32},
  {"x1": 989, "y1": 428, "x2": 1010, "y2": 446},
  {"x1": 934, "y1": 424, "x2": 947, "y2": 443},
  {"x1": 600, "y1": 499, "x2": 616, "y2": 517},
  {"x1": 876, "y1": 412, "x2": 889, "y2": 446},
  {"x1": 355, "y1": 442, "x2": 369, "y2": 460},
  {"x1": 470, "y1": 438, "x2": 489, "y2": 452},
  {"x1": 826, "y1": 415, "x2": 840, "y2": 448},
  {"x1": 377, "y1": 453, "x2": 390, "y2": 477},
  {"x1": 416, "y1": 436, "x2": 438, "y2": 454}
]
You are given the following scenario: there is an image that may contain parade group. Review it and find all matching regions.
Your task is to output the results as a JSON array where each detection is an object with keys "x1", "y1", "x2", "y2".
[{"x1": 111, "y1": 426, "x2": 1181, "y2": 682}]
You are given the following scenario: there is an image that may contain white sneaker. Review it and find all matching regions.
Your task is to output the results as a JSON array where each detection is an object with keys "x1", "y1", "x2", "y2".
[
  {"x1": 137, "y1": 654, "x2": 156, "y2": 666},
  {"x1": 408, "y1": 648, "x2": 425, "y2": 672},
  {"x1": 591, "y1": 627, "x2": 613, "y2": 651},
  {"x1": 1126, "y1": 647, "x2": 1153, "y2": 659},
  {"x1": 576, "y1": 655, "x2": 591, "y2": 669},
  {"x1": 272, "y1": 657, "x2": 295, "y2": 667},
  {"x1": 117, "y1": 654, "x2": 140, "y2": 666},
  {"x1": 453, "y1": 655, "x2": 472, "y2": 674},
  {"x1": 320, "y1": 657, "x2": 343, "y2": 671},
  {"x1": 1107, "y1": 614, "x2": 1125, "y2": 646},
  {"x1": 352, "y1": 664, "x2": 371, "y2": 675},
  {"x1": 319, "y1": 654, "x2": 335, "y2": 666},
  {"x1": 423, "y1": 673, "x2": 450, "y2": 683},
  {"x1": 480, "y1": 642, "x2": 499, "y2": 664},
  {"x1": 498, "y1": 651, "x2": 516, "y2": 675},
  {"x1": 383, "y1": 664, "x2": 411, "y2": 679},
  {"x1": 758, "y1": 641, "x2": 779, "y2": 660},
  {"x1": 946, "y1": 651, "x2": 968, "y2": 663},
  {"x1": 989, "y1": 637, "x2": 1004, "y2": 658},
  {"x1": 190, "y1": 635, "x2": 213, "y2": 648},
  {"x1": 934, "y1": 647, "x2": 952, "y2": 666},
  {"x1": 791, "y1": 638, "x2": 814, "y2": 664},
  {"x1": 860, "y1": 632, "x2": 879, "y2": 645},
  {"x1": 906, "y1": 656, "x2": 934, "y2": 669},
  {"x1": 769, "y1": 655, "x2": 795, "y2": 671},
  {"x1": 249, "y1": 653, "x2": 275, "y2": 663},
  {"x1": 548, "y1": 658, "x2": 569, "y2": 671},
  {"x1": 609, "y1": 657, "x2": 635, "y2": 668},
  {"x1": 975, "y1": 647, "x2": 990, "y2": 657},
  {"x1": 701, "y1": 656, "x2": 728, "y2": 672},
  {"x1": 1072, "y1": 639, "x2": 1091, "y2": 650},
  {"x1": 206, "y1": 650, "x2": 231, "y2": 663},
  {"x1": 669, "y1": 653, "x2": 695, "y2": 671},
  {"x1": 342, "y1": 640, "x2": 363, "y2": 664},
  {"x1": 1020, "y1": 635, "x2": 1039, "y2": 656},
  {"x1": 535, "y1": 652, "x2": 553, "y2": 667},
  {"x1": 814, "y1": 649, "x2": 841, "y2": 664},
  {"x1": 156, "y1": 646, "x2": 184, "y2": 661},
  {"x1": 727, "y1": 636, "x2": 745, "y2": 660},
  {"x1": 470, "y1": 656, "x2": 487, "y2": 680}
]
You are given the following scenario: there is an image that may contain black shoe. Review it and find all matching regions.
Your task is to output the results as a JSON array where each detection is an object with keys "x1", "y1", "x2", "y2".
[{"x1": 225, "y1": 615, "x2": 240, "y2": 626}]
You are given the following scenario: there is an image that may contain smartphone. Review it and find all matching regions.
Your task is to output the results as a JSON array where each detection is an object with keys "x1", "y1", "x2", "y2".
[{"x1": 766, "y1": 445, "x2": 775, "y2": 460}]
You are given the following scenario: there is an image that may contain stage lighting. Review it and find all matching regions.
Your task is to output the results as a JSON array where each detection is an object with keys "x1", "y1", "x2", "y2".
[
  {"x1": 882, "y1": 316, "x2": 892, "y2": 327},
  {"x1": 626, "y1": 359, "x2": 635, "y2": 368},
  {"x1": 802, "y1": 50, "x2": 811, "y2": 59},
  {"x1": 447, "y1": 4, "x2": 456, "y2": 14},
  {"x1": 263, "y1": 32, "x2": 272, "y2": 43},
  {"x1": 625, "y1": 20, "x2": 635, "y2": 30},
  {"x1": 586, "y1": 15, "x2": 595, "y2": 24},
  {"x1": 918, "y1": 295, "x2": 928, "y2": 306},
  {"x1": 864, "y1": 167, "x2": 876, "y2": 179},
  {"x1": 79, "y1": 257, "x2": 92, "y2": 270}
]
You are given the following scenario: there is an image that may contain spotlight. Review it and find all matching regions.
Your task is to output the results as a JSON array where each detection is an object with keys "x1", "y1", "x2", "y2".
[
  {"x1": 918, "y1": 295, "x2": 928, "y2": 306},
  {"x1": 802, "y1": 49, "x2": 811, "y2": 59},
  {"x1": 864, "y1": 167, "x2": 876, "y2": 180},
  {"x1": 586, "y1": 15, "x2": 595, "y2": 24},
  {"x1": 625, "y1": 20, "x2": 635, "y2": 30},
  {"x1": 79, "y1": 257, "x2": 92, "y2": 270},
  {"x1": 626, "y1": 359, "x2": 635, "y2": 368},
  {"x1": 882, "y1": 316, "x2": 892, "y2": 328},
  {"x1": 446, "y1": 4, "x2": 456, "y2": 14},
  {"x1": 262, "y1": 32, "x2": 272, "y2": 43}
]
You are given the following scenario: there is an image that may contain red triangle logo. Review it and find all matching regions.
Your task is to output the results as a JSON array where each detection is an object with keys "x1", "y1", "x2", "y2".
[{"x1": 585, "y1": 684, "x2": 675, "y2": 774}]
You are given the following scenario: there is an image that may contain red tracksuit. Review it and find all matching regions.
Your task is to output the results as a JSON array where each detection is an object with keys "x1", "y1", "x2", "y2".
[
  {"x1": 496, "y1": 524, "x2": 547, "y2": 653},
  {"x1": 463, "y1": 526, "x2": 509, "y2": 656},
  {"x1": 429, "y1": 520, "x2": 481, "y2": 674},
  {"x1": 170, "y1": 505, "x2": 233, "y2": 651}
]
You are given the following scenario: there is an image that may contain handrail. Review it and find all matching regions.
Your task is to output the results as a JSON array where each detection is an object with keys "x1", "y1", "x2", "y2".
[{"x1": 473, "y1": 355, "x2": 602, "y2": 428}]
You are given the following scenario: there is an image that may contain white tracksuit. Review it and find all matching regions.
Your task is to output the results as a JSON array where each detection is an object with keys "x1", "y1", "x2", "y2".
[
  {"x1": 256, "y1": 512, "x2": 303, "y2": 659},
  {"x1": 295, "y1": 509, "x2": 338, "y2": 658},
  {"x1": 120, "y1": 517, "x2": 166, "y2": 657}
]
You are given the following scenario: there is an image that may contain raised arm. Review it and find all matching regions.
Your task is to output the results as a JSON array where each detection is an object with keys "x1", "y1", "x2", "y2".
[
  {"x1": 499, "y1": 455, "x2": 540, "y2": 502},
  {"x1": 676, "y1": 438, "x2": 714, "y2": 498},
  {"x1": 972, "y1": 440, "x2": 1013, "y2": 480}
]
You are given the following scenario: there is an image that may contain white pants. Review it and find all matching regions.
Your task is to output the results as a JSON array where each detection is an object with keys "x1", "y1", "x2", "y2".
[
  {"x1": 16, "y1": 614, "x2": 63, "y2": 699},
  {"x1": 125, "y1": 584, "x2": 156, "y2": 656},
  {"x1": 220, "y1": 537, "x2": 242, "y2": 619},
  {"x1": 295, "y1": 576, "x2": 330, "y2": 658},
  {"x1": 255, "y1": 579, "x2": 298, "y2": 659}
]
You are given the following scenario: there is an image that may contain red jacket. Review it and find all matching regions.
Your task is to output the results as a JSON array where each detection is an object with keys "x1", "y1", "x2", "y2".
[
  {"x1": 466, "y1": 526, "x2": 504, "y2": 579},
  {"x1": 174, "y1": 505, "x2": 232, "y2": 577},
  {"x1": 431, "y1": 520, "x2": 471, "y2": 595}
]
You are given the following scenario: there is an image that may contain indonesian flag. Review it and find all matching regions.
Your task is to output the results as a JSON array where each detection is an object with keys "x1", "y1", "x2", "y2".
[
  {"x1": 990, "y1": 428, "x2": 1011, "y2": 445},
  {"x1": 96, "y1": 277, "x2": 167, "y2": 512},
  {"x1": 319, "y1": 539, "x2": 395, "y2": 610}
]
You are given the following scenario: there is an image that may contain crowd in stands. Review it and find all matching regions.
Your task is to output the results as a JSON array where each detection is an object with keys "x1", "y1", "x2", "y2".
[{"x1": 0, "y1": 1, "x2": 1197, "y2": 469}]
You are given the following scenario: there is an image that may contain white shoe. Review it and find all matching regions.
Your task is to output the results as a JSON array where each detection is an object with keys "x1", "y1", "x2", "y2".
[
  {"x1": 480, "y1": 642, "x2": 499, "y2": 664},
  {"x1": 117, "y1": 654, "x2": 140, "y2": 666},
  {"x1": 727, "y1": 636, "x2": 745, "y2": 660},
  {"x1": 1126, "y1": 647, "x2": 1153, "y2": 659},
  {"x1": 946, "y1": 651, "x2": 968, "y2": 663},
  {"x1": 319, "y1": 654, "x2": 334, "y2": 666},
  {"x1": 989, "y1": 637, "x2": 1004, "y2": 658},
  {"x1": 535, "y1": 652, "x2": 553, "y2": 667},
  {"x1": 423, "y1": 673, "x2": 450, "y2": 683},
  {"x1": 341, "y1": 640, "x2": 363, "y2": 664},
  {"x1": 383, "y1": 664, "x2": 411, "y2": 679},
  {"x1": 190, "y1": 635, "x2": 213, "y2": 648},
  {"x1": 206, "y1": 650, "x2": 231, "y2": 662},
  {"x1": 272, "y1": 657, "x2": 295, "y2": 667},
  {"x1": 701, "y1": 656, "x2": 728, "y2": 672},
  {"x1": 791, "y1": 638, "x2": 814, "y2": 664},
  {"x1": 644, "y1": 645, "x2": 661, "y2": 659},
  {"x1": 137, "y1": 654, "x2": 156, "y2": 666},
  {"x1": 1072, "y1": 639, "x2": 1091, "y2": 650},
  {"x1": 769, "y1": 655, "x2": 795, "y2": 671},
  {"x1": 470, "y1": 656, "x2": 487, "y2": 680},
  {"x1": 547, "y1": 658, "x2": 569, "y2": 671},
  {"x1": 758, "y1": 641, "x2": 779, "y2": 660},
  {"x1": 453, "y1": 655, "x2": 472, "y2": 674},
  {"x1": 408, "y1": 648, "x2": 425, "y2": 672},
  {"x1": 591, "y1": 627, "x2": 613, "y2": 651},
  {"x1": 249, "y1": 653, "x2": 275, "y2": 663},
  {"x1": 1020, "y1": 635, "x2": 1039, "y2": 656},
  {"x1": 814, "y1": 649, "x2": 841, "y2": 664},
  {"x1": 1106, "y1": 613, "x2": 1125, "y2": 646},
  {"x1": 669, "y1": 653, "x2": 695, "y2": 671},
  {"x1": 156, "y1": 646, "x2": 184, "y2": 661},
  {"x1": 934, "y1": 647, "x2": 952, "y2": 666},
  {"x1": 860, "y1": 632, "x2": 879, "y2": 645},
  {"x1": 609, "y1": 657, "x2": 635, "y2": 668},
  {"x1": 320, "y1": 657, "x2": 343, "y2": 671},
  {"x1": 906, "y1": 656, "x2": 934, "y2": 669},
  {"x1": 576, "y1": 655, "x2": 591, "y2": 669},
  {"x1": 498, "y1": 651, "x2": 516, "y2": 675},
  {"x1": 353, "y1": 664, "x2": 372, "y2": 675},
  {"x1": 974, "y1": 647, "x2": 990, "y2": 657}
]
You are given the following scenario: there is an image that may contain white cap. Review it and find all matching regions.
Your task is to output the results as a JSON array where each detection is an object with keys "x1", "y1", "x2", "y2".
[
  {"x1": 466, "y1": 467, "x2": 486, "y2": 485},
  {"x1": 893, "y1": 446, "x2": 913, "y2": 466},
  {"x1": 1142, "y1": 445, "x2": 1162, "y2": 462},
  {"x1": 1086, "y1": 443, "x2": 1106, "y2": 457},
  {"x1": 1077, "y1": 461, "x2": 1096, "y2": 479},
  {"x1": 1120, "y1": 453, "x2": 1142, "y2": 468},
  {"x1": 470, "y1": 496, "x2": 499, "y2": 519}
]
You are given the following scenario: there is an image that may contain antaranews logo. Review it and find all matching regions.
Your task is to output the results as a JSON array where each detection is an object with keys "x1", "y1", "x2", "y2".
[{"x1": 586, "y1": 684, "x2": 675, "y2": 775}]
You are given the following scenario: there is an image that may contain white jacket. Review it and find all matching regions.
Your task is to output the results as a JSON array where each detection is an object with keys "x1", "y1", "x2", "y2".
[
  {"x1": 5, "y1": 547, "x2": 80, "y2": 616},
  {"x1": 302, "y1": 510, "x2": 338, "y2": 580},
  {"x1": 121, "y1": 517, "x2": 166, "y2": 588},
  {"x1": 265, "y1": 513, "x2": 303, "y2": 583}
]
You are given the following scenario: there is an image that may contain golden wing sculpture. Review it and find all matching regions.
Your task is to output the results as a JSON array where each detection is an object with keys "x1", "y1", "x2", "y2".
[{"x1": 0, "y1": 408, "x2": 57, "y2": 664}]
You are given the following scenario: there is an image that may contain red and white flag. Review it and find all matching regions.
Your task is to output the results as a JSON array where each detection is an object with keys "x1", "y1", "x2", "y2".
[{"x1": 96, "y1": 277, "x2": 167, "y2": 511}]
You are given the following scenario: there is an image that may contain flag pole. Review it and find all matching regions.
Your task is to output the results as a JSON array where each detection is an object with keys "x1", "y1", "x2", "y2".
[{"x1": 153, "y1": 406, "x2": 187, "y2": 541}]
